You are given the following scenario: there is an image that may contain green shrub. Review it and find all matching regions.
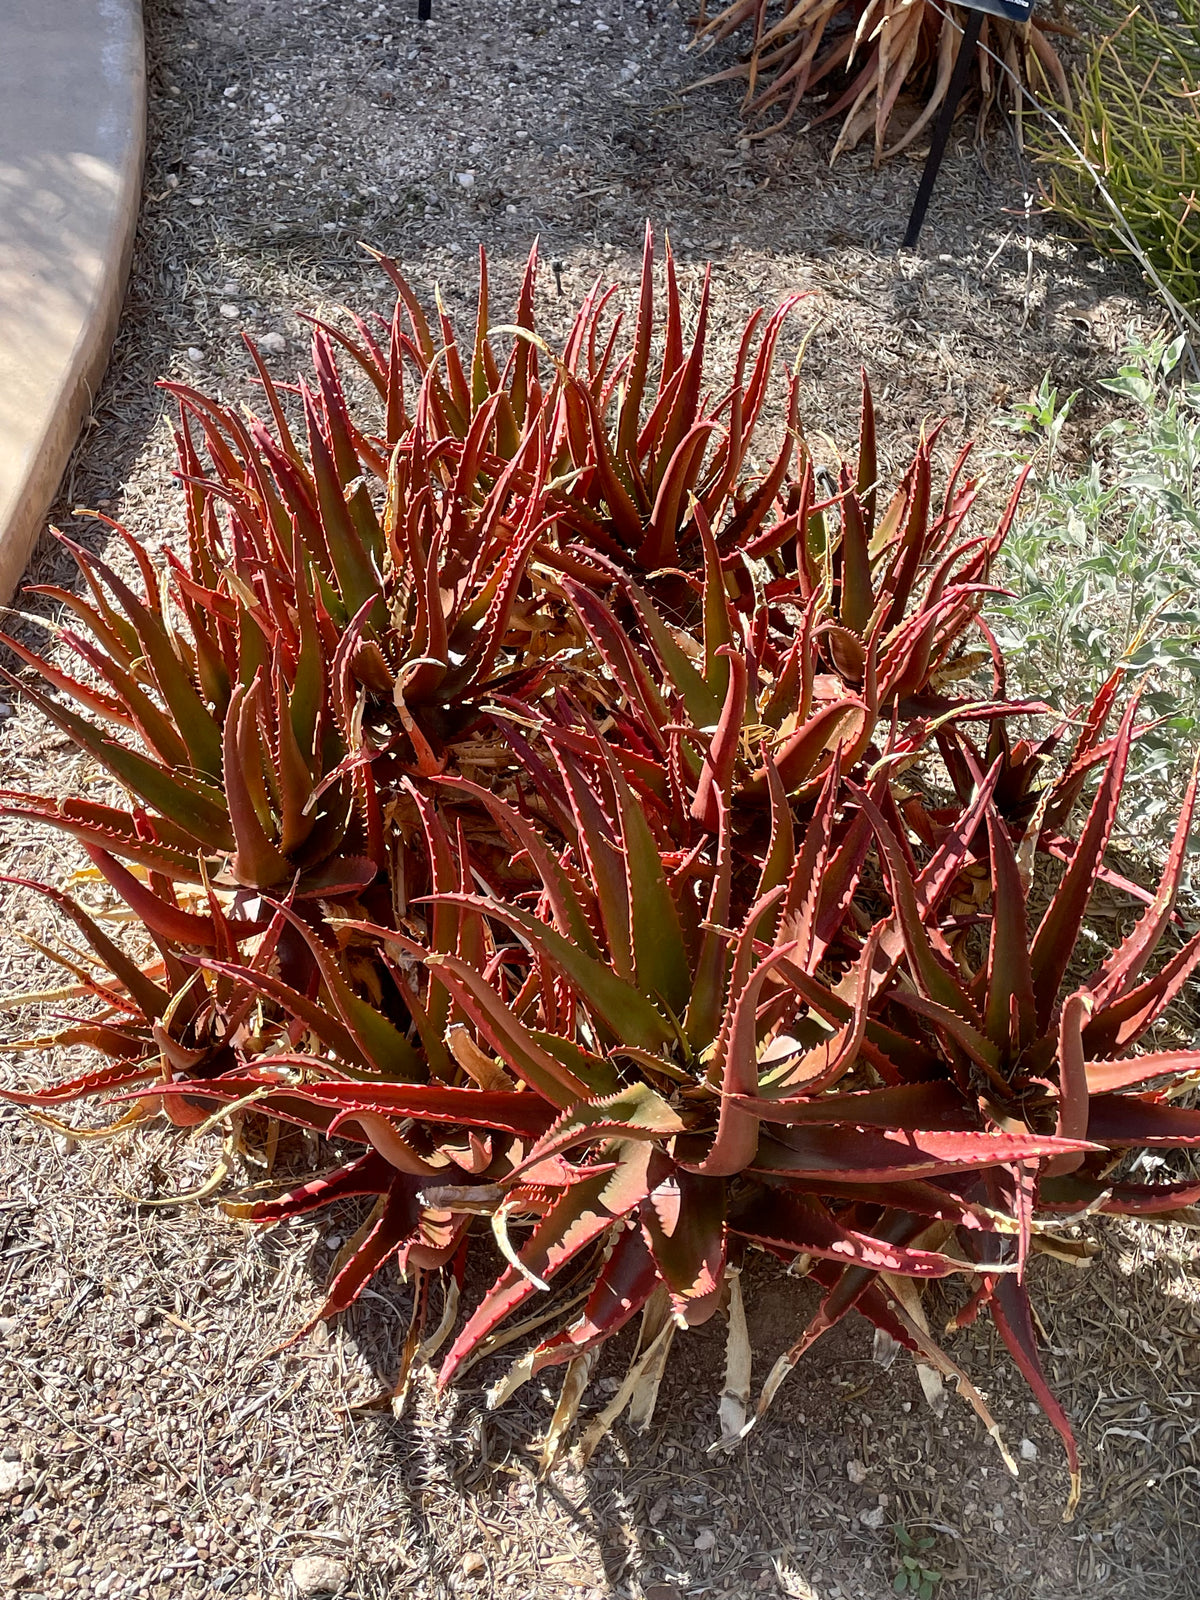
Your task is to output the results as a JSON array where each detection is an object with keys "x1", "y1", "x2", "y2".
[
  {"x1": 1040, "y1": 0, "x2": 1200, "y2": 311},
  {"x1": 990, "y1": 334, "x2": 1200, "y2": 851}
]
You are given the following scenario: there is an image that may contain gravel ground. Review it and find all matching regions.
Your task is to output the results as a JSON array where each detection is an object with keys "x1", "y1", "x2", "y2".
[{"x1": 3, "y1": 1, "x2": 1199, "y2": 1599}]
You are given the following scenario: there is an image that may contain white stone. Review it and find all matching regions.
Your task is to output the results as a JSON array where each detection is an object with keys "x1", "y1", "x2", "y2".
[
  {"x1": 290, "y1": 1555, "x2": 349, "y2": 1596},
  {"x1": 219, "y1": 303, "x2": 239, "y2": 320},
  {"x1": 456, "y1": 171, "x2": 475, "y2": 188}
]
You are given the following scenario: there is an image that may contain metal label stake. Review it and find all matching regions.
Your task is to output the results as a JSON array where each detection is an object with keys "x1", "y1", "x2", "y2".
[{"x1": 903, "y1": 0, "x2": 1034, "y2": 249}]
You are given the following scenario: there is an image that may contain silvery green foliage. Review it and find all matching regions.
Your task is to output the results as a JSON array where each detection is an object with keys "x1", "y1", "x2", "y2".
[{"x1": 990, "y1": 335, "x2": 1200, "y2": 852}]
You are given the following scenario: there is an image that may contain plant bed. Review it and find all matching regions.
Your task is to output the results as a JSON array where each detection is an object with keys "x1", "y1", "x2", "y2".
[{"x1": 1, "y1": 3, "x2": 1196, "y2": 1600}]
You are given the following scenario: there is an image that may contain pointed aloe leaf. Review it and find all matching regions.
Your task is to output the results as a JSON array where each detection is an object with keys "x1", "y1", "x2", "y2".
[
  {"x1": 223, "y1": 682, "x2": 291, "y2": 888},
  {"x1": 837, "y1": 468, "x2": 874, "y2": 638},
  {"x1": 1087, "y1": 1095, "x2": 1200, "y2": 1146},
  {"x1": 0, "y1": 877, "x2": 169, "y2": 1022},
  {"x1": 857, "y1": 369, "x2": 878, "y2": 530},
  {"x1": 505, "y1": 1225, "x2": 660, "y2": 1387},
  {"x1": 731, "y1": 1191, "x2": 983, "y2": 1281},
  {"x1": 853, "y1": 785, "x2": 979, "y2": 1027},
  {"x1": 309, "y1": 1175, "x2": 423, "y2": 1328},
  {"x1": 434, "y1": 774, "x2": 601, "y2": 958},
  {"x1": 691, "y1": 647, "x2": 747, "y2": 832},
  {"x1": 693, "y1": 931, "x2": 801, "y2": 1177},
  {"x1": 1086, "y1": 1048, "x2": 1200, "y2": 1095},
  {"x1": 750, "y1": 1125, "x2": 1095, "y2": 1183},
  {"x1": 729, "y1": 1078, "x2": 971, "y2": 1131},
  {"x1": 0, "y1": 793, "x2": 205, "y2": 881},
  {"x1": 769, "y1": 699, "x2": 866, "y2": 795},
  {"x1": 1083, "y1": 928, "x2": 1200, "y2": 1057},
  {"x1": 636, "y1": 421, "x2": 717, "y2": 570},
  {"x1": 593, "y1": 738, "x2": 690, "y2": 1015},
  {"x1": 423, "y1": 951, "x2": 616, "y2": 1106},
  {"x1": 1029, "y1": 696, "x2": 1138, "y2": 1029},
  {"x1": 229, "y1": 1151, "x2": 395, "y2": 1222},
  {"x1": 247, "y1": 1068, "x2": 560, "y2": 1138},
  {"x1": 1050, "y1": 990, "x2": 1092, "y2": 1177},
  {"x1": 1, "y1": 671, "x2": 233, "y2": 852},
  {"x1": 278, "y1": 912, "x2": 424, "y2": 1082},
  {"x1": 1091, "y1": 751, "x2": 1200, "y2": 1008},
  {"x1": 981, "y1": 1257, "x2": 1081, "y2": 1517},
  {"x1": 438, "y1": 1143, "x2": 660, "y2": 1387},
  {"x1": 84, "y1": 848, "x2": 222, "y2": 950},
  {"x1": 56, "y1": 536, "x2": 224, "y2": 780},
  {"x1": 616, "y1": 222, "x2": 655, "y2": 464},
  {"x1": 697, "y1": 503, "x2": 734, "y2": 701},
  {"x1": 983, "y1": 807, "x2": 1037, "y2": 1058},
  {"x1": 623, "y1": 573, "x2": 723, "y2": 729},
  {"x1": 0, "y1": 1053, "x2": 158, "y2": 1107},
  {"x1": 642, "y1": 1170, "x2": 727, "y2": 1326},
  {"x1": 684, "y1": 790, "x2": 733, "y2": 1052},
  {"x1": 510, "y1": 1081, "x2": 685, "y2": 1178}
]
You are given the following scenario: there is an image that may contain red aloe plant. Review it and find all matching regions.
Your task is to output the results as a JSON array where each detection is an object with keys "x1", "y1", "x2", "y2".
[{"x1": 3, "y1": 238, "x2": 1200, "y2": 1516}]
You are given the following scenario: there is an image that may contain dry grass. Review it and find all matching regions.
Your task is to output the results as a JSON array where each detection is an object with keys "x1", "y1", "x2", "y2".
[{"x1": 2, "y1": 0, "x2": 1199, "y2": 1597}]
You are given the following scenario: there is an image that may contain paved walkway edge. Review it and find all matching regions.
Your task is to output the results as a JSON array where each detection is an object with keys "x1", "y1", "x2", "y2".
[{"x1": 0, "y1": 0, "x2": 146, "y2": 601}]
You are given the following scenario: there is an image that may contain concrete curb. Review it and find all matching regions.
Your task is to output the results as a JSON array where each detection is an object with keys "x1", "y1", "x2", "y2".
[{"x1": 0, "y1": 0, "x2": 146, "y2": 601}]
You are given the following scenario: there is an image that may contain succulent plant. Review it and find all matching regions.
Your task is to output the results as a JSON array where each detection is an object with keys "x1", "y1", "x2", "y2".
[
  {"x1": 691, "y1": 0, "x2": 1072, "y2": 160},
  {"x1": 3, "y1": 240, "x2": 1199, "y2": 1515}
]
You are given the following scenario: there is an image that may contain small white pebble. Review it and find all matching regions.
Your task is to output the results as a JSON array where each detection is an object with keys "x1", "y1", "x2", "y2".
[
  {"x1": 456, "y1": 171, "x2": 475, "y2": 188},
  {"x1": 1020, "y1": 1437, "x2": 1038, "y2": 1461},
  {"x1": 291, "y1": 1555, "x2": 349, "y2": 1596},
  {"x1": 186, "y1": 346, "x2": 204, "y2": 363},
  {"x1": 846, "y1": 1459, "x2": 867, "y2": 1484},
  {"x1": 219, "y1": 303, "x2": 240, "y2": 320},
  {"x1": 223, "y1": 85, "x2": 240, "y2": 99},
  {"x1": 259, "y1": 331, "x2": 287, "y2": 353}
]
